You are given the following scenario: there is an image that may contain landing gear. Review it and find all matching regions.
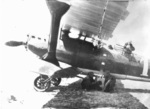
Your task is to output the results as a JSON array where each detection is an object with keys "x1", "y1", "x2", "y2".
[
  {"x1": 51, "y1": 78, "x2": 61, "y2": 86},
  {"x1": 34, "y1": 75, "x2": 62, "y2": 92},
  {"x1": 34, "y1": 75, "x2": 51, "y2": 92}
]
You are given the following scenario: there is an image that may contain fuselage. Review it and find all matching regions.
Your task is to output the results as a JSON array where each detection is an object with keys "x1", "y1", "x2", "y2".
[
  {"x1": 26, "y1": 0, "x2": 150, "y2": 82},
  {"x1": 57, "y1": 29, "x2": 150, "y2": 80},
  {"x1": 27, "y1": 29, "x2": 150, "y2": 82}
]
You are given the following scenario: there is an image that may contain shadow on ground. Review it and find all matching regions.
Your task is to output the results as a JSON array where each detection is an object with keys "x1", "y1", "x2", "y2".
[{"x1": 43, "y1": 79, "x2": 149, "y2": 109}]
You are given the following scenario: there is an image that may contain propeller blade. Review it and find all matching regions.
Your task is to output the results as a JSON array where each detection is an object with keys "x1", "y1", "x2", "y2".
[{"x1": 5, "y1": 41, "x2": 25, "y2": 47}]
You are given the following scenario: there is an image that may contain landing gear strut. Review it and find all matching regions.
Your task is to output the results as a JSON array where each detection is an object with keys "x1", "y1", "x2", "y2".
[{"x1": 51, "y1": 78, "x2": 61, "y2": 86}]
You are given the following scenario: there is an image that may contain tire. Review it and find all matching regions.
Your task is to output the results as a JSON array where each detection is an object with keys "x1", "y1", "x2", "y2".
[
  {"x1": 51, "y1": 78, "x2": 61, "y2": 86},
  {"x1": 34, "y1": 75, "x2": 51, "y2": 92}
]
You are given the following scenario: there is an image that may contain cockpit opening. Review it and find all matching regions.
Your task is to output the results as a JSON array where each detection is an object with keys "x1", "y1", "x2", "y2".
[{"x1": 60, "y1": 26, "x2": 106, "y2": 50}]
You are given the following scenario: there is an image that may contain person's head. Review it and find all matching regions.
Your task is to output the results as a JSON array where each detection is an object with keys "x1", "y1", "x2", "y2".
[
  {"x1": 88, "y1": 72, "x2": 94, "y2": 77},
  {"x1": 129, "y1": 41, "x2": 132, "y2": 44},
  {"x1": 103, "y1": 70, "x2": 111, "y2": 79}
]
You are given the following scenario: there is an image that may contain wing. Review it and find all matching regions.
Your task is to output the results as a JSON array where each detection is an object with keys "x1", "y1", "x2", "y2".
[{"x1": 62, "y1": 0, "x2": 129, "y2": 40}]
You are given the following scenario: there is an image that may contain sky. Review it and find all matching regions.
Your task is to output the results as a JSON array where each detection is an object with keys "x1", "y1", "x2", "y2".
[
  {"x1": 0, "y1": 0, "x2": 150, "y2": 57},
  {"x1": 111, "y1": 0, "x2": 150, "y2": 56}
]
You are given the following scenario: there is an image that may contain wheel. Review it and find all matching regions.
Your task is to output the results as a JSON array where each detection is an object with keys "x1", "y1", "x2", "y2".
[
  {"x1": 34, "y1": 75, "x2": 51, "y2": 92},
  {"x1": 51, "y1": 78, "x2": 61, "y2": 86}
]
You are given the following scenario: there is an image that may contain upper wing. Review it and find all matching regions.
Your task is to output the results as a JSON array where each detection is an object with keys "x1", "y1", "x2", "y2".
[{"x1": 62, "y1": 0, "x2": 129, "y2": 40}]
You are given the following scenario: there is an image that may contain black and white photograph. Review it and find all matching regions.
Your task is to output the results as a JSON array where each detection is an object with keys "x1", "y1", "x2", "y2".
[{"x1": 0, "y1": 0, "x2": 150, "y2": 109}]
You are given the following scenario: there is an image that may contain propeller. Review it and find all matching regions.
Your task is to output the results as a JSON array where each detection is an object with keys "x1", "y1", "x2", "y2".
[
  {"x1": 5, "y1": 34, "x2": 31, "y2": 48},
  {"x1": 5, "y1": 41, "x2": 25, "y2": 47}
]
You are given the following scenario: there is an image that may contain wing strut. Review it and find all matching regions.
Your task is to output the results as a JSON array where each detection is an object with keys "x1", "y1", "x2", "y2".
[{"x1": 42, "y1": 0, "x2": 70, "y2": 66}]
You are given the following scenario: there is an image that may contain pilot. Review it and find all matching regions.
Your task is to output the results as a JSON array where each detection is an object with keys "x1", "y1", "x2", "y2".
[
  {"x1": 92, "y1": 35, "x2": 103, "y2": 49},
  {"x1": 102, "y1": 71, "x2": 116, "y2": 92},
  {"x1": 81, "y1": 72, "x2": 94, "y2": 90},
  {"x1": 81, "y1": 72, "x2": 102, "y2": 91},
  {"x1": 124, "y1": 41, "x2": 135, "y2": 55}
]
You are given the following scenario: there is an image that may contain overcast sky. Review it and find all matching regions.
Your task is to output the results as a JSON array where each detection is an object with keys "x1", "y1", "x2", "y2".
[
  {"x1": 0, "y1": 0, "x2": 150, "y2": 57},
  {"x1": 112, "y1": 0, "x2": 150, "y2": 56}
]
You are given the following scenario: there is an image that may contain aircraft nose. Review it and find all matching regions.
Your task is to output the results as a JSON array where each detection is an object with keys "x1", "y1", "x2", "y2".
[
  {"x1": 26, "y1": 35, "x2": 48, "y2": 57},
  {"x1": 5, "y1": 34, "x2": 48, "y2": 57}
]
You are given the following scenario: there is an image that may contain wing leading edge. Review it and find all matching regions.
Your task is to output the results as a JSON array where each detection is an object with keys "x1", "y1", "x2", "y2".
[{"x1": 62, "y1": 0, "x2": 129, "y2": 40}]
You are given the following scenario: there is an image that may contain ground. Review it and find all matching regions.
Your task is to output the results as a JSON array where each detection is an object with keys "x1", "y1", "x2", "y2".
[
  {"x1": 0, "y1": 44, "x2": 150, "y2": 109},
  {"x1": 43, "y1": 79, "x2": 150, "y2": 109}
]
